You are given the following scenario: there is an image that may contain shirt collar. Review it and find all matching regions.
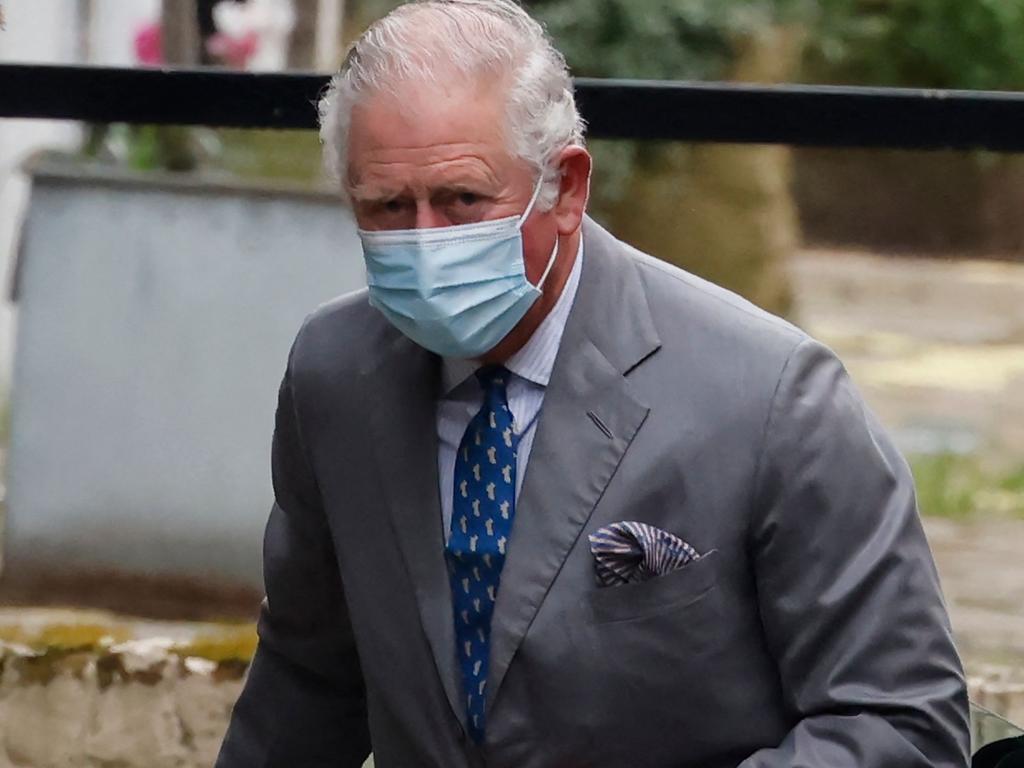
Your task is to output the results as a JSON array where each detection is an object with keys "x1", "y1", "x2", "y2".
[{"x1": 440, "y1": 237, "x2": 584, "y2": 395}]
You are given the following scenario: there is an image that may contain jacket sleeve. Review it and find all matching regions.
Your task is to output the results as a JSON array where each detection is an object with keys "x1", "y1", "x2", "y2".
[
  {"x1": 216, "y1": 344, "x2": 371, "y2": 768},
  {"x1": 738, "y1": 338, "x2": 971, "y2": 768}
]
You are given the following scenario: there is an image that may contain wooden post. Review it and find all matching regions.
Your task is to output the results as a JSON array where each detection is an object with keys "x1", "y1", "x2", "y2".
[
  {"x1": 316, "y1": 0, "x2": 345, "y2": 71},
  {"x1": 605, "y1": 26, "x2": 804, "y2": 316},
  {"x1": 288, "y1": 0, "x2": 318, "y2": 70},
  {"x1": 155, "y1": 0, "x2": 199, "y2": 170}
]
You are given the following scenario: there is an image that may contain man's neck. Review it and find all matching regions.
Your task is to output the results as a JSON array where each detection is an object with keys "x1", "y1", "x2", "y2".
[{"x1": 480, "y1": 229, "x2": 582, "y2": 365}]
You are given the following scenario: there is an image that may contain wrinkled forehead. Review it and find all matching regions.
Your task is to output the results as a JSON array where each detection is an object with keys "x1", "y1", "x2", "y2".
[{"x1": 346, "y1": 75, "x2": 524, "y2": 192}]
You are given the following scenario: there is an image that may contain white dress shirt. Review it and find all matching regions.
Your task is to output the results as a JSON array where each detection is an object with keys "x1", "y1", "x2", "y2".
[{"x1": 436, "y1": 239, "x2": 584, "y2": 541}]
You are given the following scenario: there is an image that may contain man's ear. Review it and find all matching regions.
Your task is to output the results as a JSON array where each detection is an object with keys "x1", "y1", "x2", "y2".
[{"x1": 552, "y1": 145, "x2": 592, "y2": 236}]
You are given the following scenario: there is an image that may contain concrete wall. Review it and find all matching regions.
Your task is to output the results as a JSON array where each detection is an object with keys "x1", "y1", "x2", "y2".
[
  {"x1": 0, "y1": 0, "x2": 298, "y2": 400},
  {"x1": 0, "y1": 636, "x2": 1018, "y2": 767},
  {"x1": 0, "y1": 1, "x2": 86, "y2": 396},
  {"x1": 4, "y1": 162, "x2": 364, "y2": 588}
]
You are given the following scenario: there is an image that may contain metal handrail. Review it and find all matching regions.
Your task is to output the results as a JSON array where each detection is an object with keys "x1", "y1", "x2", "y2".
[{"x1": 4, "y1": 63, "x2": 1024, "y2": 151}]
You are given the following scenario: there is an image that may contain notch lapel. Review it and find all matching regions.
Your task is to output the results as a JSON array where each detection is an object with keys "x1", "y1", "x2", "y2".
[
  {"x1": 360, "y1": 334, "x2": 467, "y2": 731},
  {"x1": 486, "y1": 218, "x2": 662, "y2": 713}
]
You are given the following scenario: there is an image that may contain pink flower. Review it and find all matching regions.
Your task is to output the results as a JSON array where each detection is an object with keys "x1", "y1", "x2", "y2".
[
  {"x1": 206, "y1": 31, "x2": 260, "y2": 69},
  {"x1": 134, "y1": 22, "x2": 163, "y2": 66}
]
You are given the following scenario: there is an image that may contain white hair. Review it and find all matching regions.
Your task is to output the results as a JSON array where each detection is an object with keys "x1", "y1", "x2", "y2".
[{"x1": 317, "y1": 0, "x2": 586, "y2": 209}]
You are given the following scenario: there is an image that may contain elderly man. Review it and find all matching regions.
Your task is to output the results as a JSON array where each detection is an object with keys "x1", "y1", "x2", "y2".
[{"x1": 216, "y1": 1, "x2": 970, "y2": 766}]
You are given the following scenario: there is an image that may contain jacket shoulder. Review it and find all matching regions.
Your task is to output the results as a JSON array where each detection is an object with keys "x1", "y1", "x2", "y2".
[
  {"x1": 287, "y1": 288, "x2": 397, "y2": 377},
  {"x1": 619, "y1": 239, "x2": 807, "y2": 366}
]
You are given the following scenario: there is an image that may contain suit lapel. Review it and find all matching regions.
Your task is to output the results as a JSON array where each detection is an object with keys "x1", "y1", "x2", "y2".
[
  {"x1": 485, "y1": 218, "x2": 662, "y2": 713},
  {"x1": 359, "y1": 334, "x2": 467, "y2": 731}
]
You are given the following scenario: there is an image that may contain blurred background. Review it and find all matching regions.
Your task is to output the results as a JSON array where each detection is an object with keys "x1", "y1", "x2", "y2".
[{"x1": 1, "y1": 1, "x2": 1023, "y2": 765}]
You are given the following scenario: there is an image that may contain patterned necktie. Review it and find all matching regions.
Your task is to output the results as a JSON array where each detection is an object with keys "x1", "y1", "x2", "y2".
[{"x1": 446, "y1": 365, "x2": 517, "y2": 743}]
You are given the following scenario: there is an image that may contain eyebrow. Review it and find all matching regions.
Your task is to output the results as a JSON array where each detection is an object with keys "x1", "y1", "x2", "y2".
[
  {"x1": 349, "y1": 181, "x2": 491, "y2": 204},
  {"x1": 347, "y1": 177, "x2": 398, "y2": 201}
]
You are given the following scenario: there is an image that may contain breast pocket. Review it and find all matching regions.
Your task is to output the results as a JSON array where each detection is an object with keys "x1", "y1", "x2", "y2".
[{"x1": 584, "y1": 548, "x2": 721, "y2": 625}]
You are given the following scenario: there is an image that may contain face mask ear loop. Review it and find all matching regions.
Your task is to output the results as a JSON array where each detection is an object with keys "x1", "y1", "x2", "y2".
[
  {"x1": 534, "y1": 237, "x2": 560, "y2": 292},
  {"x1": 518, "y1": 173, "x2": 548, "y2": 228},
  {"x1": 520, "y1": 171, "x2": 559, "y2": 292}
]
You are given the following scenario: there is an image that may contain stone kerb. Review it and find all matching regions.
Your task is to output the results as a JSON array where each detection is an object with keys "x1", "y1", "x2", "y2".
[
  {"x1": 1, "y1": 631, "x2": 1022, "y2": 767},
  {"x1": 0, "y1": 638, "x2": 246, "y2": 768}
]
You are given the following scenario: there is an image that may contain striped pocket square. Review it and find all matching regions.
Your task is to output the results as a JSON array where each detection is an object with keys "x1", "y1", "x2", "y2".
[{"x1": 588, "y1": 521, "x2": 700, "y2": 587}]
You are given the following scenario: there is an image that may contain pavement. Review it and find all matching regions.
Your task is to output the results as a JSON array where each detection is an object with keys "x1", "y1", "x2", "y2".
[
  {"x1": 926, "y1": 517, "x2": 1024, "y2": 669},
  {"x1": 790, "y1": 250, "x2": 1024, "y2": 456},
  {"x1": 790, "y1": 250, "x2": 1024, "y2": 671}
]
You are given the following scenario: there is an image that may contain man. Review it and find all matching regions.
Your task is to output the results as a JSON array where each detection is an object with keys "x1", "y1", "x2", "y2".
[{"x1": 217, "y1": 1, "x2": 971, "y2": 766}]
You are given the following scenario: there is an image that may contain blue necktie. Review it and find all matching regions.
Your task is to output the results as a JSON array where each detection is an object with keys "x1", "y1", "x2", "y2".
[{"x1": 446, "y1": 366, "x2": 517, "y2": 743}]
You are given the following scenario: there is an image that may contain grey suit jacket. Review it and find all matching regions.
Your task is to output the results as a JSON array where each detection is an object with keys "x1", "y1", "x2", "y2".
[{"x1": 217, "y1": 218, "x2": 970, "y2": 768}]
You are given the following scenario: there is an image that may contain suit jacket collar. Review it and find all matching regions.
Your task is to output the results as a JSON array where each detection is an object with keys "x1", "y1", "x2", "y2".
[
  {"x1": 563, "y1": 217, "x2": 661, "y2": 376},
  {"x1": 483, "y1": 216, "x2": 661, "y2": 714}
]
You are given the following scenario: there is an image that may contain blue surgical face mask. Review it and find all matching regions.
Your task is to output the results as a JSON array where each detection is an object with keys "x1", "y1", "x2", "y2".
[{"x1": 358, "y1": 178, "x2": 558, "y2": 359}]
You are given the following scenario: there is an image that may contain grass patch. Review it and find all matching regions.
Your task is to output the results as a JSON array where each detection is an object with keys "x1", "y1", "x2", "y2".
[
  {"x1": 1000, "y1": 466, "x2": 1024, "y2": 494},
  {"x1": 0, "y1": 622, "x2": 256, "y2": 662},
  {"x1": 170, "y1": 625, "x2": 258, "y2": 663},
  {"x1": 214, "y1": 129, "x2": 323, "y2": 183},
  {"x1": 0, "y1": 623, "x2": 132, "y2": 650},
  {"x1": 912, "y1": 453, "x2": 1024, "y2": 520}
]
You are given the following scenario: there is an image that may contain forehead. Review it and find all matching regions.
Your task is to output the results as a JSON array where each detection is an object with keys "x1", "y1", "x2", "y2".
[{"x1": 346, "y1": 78, "x2": 520, "y2": 194}]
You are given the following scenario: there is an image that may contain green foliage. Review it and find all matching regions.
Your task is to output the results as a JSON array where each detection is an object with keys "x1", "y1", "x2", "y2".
[
  {"x1": 808, "y1": 0, "x2": 1024, "y2": 90},
  {"x1": 1001, "y1": 466, "x2": 1024, "y2": 495},
  {"x1": 529, "y1": 0, "x2": 818, "y2": 80},
  {"x1": 912, "y1": 453, "x2": 982, "y2": 520},
  {"x1": 82, "y1": 124, "x2": 201, "y2": 173},
  {"x1": 215, "y1": 129, "x2": 324, "y2": 183},
  {"x1": 529, "y1": 0, "x2": 1024, "y2": 91},
  {"x1": 912, "y1": 453, "x2": 1024, "y2": 520},
  {"x1": 529, "y1": 1, "x2": 729, "y2": 81},
  {"x1": 357, "y1": 1, "x2": 1024, "y2": 91},
  {"x1": 354, "y1": 1, "x2": 825, "y2": 82}
]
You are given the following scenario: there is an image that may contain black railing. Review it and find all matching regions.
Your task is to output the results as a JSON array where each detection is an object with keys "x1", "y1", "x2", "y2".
[{"x1": 3, "y1": 63, "x2": 1024, "y2": 152}]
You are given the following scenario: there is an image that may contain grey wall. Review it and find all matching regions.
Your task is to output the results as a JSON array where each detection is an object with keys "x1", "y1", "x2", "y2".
[{"x1": 5, "y1": 165, "x2": 366, "y2": 587}]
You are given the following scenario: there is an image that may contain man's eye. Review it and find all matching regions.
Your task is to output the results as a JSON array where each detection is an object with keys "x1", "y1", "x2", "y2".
[
  {"x1": 456, "y1": 192, "x2": 480, "y2": 207},
  {"x1": 383, "y1": 199, "x2": 405, "y2": 213}
]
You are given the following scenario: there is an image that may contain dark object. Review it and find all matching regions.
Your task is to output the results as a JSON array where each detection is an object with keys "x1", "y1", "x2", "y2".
[
  {"x1": 975, "y1": 737, "x2": 1024, "y2": 768},
  {"x1": 4, "y1": 64, "x2": 1024, "y2": 151}
]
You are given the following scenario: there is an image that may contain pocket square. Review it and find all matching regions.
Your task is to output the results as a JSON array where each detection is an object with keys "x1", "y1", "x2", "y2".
[{"x1": 588, "y1": 521, "x2": 700, "y2": 587}]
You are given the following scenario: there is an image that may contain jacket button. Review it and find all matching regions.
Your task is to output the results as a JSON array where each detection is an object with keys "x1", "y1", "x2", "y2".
[{"x1": 454, "y1": 722, "x2": 466, "y2": 743}]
